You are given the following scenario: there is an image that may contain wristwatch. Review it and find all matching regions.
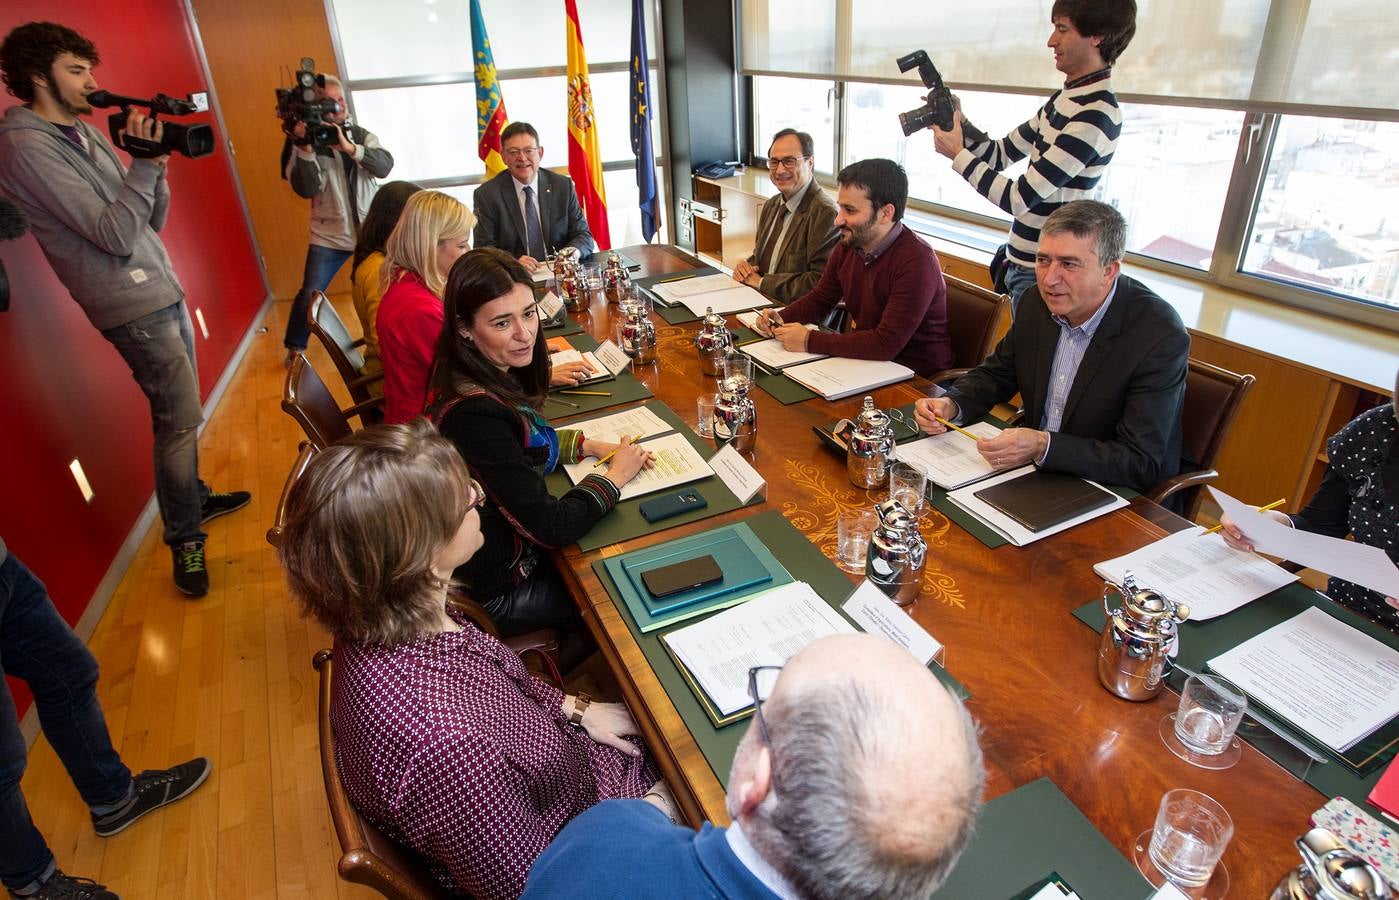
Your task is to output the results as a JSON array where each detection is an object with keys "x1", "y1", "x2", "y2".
[{"x1": 569, "y1": 692, "x2": 592, "y2": 727}]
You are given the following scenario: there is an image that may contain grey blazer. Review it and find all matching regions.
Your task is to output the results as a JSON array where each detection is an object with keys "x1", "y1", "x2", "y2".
[
  {"x1": 747, "y1": 182, "x2": 840, "y2": 303},
  {"x1": 472, "y1": 168, "x2": 594, "y2": 258}
]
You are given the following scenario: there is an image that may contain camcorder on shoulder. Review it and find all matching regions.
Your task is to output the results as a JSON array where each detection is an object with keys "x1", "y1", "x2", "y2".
[
  {"x1": 895, "y1": 50, "x2": 987, "y2": 143},
  {"x1": 88, "y1": 90, "x2": 214, "y2": 159},
  {"x1": 276, "y1": 58, "x2": 342, "y2": 148}
]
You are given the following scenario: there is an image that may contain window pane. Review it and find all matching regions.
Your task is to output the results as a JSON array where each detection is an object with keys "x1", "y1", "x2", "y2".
[
  {"x1": 603, "y1": 166, "x2": 669, "y2": 248},
  {"x1": 753, "y1": 77, "x2": 835, "y2": 174},
  {"x1": 351, "y1": 83, "x2": 485, "y2": 183},
  {"x1": 738, "y1": 0, "x2": 836, "y2": 74},
  {"x1": 1242, "y1": 117, "x2": 1399, "y2": 310}
]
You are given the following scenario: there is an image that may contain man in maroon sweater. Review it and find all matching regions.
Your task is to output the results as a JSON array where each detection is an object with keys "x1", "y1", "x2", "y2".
[{"x1": 756, "y1": 158, "x2": 951, "y2": 377}]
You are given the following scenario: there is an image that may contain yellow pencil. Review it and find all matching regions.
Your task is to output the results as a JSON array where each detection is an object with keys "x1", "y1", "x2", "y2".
[
  {"x1": 594, "y1": 435, "x2": 641, "y2": 468},
  {"x1": 655, "y1": 274, "x2": 695, "y2": 285},
  {"x1": 936, "y1": 416, "x2": 983, "y2": 442},
  {"x1": 544, "y1": 395, "x2": 580, "y2": 409},
  {"x1": 1205, "y1": 498, "x2": 1287, "y2": 533},
  {"x1": 559, "y1": 390, "x2": 611, "y2": 396}
]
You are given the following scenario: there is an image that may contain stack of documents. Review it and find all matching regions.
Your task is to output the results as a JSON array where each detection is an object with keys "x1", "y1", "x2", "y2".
[
  {"x1": 1093, "y1": 526, "x2": 1298, "y2": 620},
  {"x1": 895, "y1": 422, "x2": 1002, "y2": 490},
  {"x1": 561, "y1": 405, "x2": 714, "y2": 501},
  {"x1": 649, "y1": 273, "x2": 773, "y2": 317},
  {"x1": 738, "y1": 338, "x2": 826, "y2": 370},
  {"x1": 781, "y1": 356, "x2": 915, "y2": 400},
  {"x1": 548, "y1": 347, "x2": 612, "y2": 385},
  {"x1": 946, "y1": 466, "x2": 1128, "y2": 546}
]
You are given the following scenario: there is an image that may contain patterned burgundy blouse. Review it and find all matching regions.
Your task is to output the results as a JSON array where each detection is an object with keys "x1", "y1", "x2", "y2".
[{"x1": 330, "y1": 616, "x2": 659, "y2": 899}]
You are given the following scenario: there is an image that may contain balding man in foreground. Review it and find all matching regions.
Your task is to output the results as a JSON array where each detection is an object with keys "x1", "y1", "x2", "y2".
[{"x1": 521, "y1": 633, "x2": 986, "y2": 900}]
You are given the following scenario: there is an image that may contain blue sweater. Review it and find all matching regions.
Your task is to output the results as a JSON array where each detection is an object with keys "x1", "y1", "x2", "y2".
[{"x1": 522, "y1": 800, "x2": 781, "y2": 899}]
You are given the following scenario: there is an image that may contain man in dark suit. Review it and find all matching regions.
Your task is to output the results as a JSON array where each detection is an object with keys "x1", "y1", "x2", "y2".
[
  {"x1": 732, "y1": 128, "x2": 839, "y2": 302},
  {"x1": 914, "y1": 200, "x2": 1189, "y2": 491},
  {"x1": 472, "y1": 121, "x2": 593, "y2": 269}
]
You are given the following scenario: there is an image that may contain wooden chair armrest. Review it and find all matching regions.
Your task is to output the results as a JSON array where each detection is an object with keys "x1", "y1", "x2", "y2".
[
  {"x1": 511, "y1": 633, "x2": 564, "y2": 688},
  {"x1": 445, "y1": 591, "x2": 499, "y2": 636},
  {"x1": 927, "y1": 366, "x2": 973, "y2": 389},
  {"x1": 348, "y1": 370, "x2": 385, "y2": 392},
  {"x1": 350, "y1": 337, "x2": 366, "y2": 350},
  {"x1": 1146, "y1": 469, "x2": 1218, "y2": 506},
  {"x1": 343, "y1": 395, "x2": 385, "y2": 424}
]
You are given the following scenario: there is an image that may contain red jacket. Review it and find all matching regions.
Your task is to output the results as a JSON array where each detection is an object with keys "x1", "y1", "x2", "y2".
[{"x1": 377, "y1": 270, "x2": 442, "y2": 424}]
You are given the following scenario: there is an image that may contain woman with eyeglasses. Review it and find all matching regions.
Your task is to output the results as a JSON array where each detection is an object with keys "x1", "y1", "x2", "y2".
[
  {"x1": 277, "y1": 420, "x2": 668, "y2": 900},
  {"x1": 427, "y1": 247, "x2": 653, "y2": 652}
]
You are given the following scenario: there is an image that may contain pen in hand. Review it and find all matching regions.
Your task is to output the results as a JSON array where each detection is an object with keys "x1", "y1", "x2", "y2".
[{"x1": 594, "y1": 435, "x2": 642, "y2": 468}]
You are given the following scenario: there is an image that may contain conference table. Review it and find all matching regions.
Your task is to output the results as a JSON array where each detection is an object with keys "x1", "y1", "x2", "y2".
[{"x1": 548, "y1": 243, "x2": 1319, "y2": 897}]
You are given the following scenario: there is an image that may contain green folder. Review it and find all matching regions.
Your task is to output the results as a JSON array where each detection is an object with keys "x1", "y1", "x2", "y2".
[{"x1": 542, "y1": 332, "x2": 654, "y2": 420}]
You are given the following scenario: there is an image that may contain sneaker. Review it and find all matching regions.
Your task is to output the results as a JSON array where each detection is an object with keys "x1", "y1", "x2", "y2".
[
  {"x1": 20, "y1": 871, "x2": 119, "y2": 900},
  {"x1": 171, "y1": 542, "x2": 209, "y2": 597},
  {"x1": 91, "y1": 757, "x2": 212, "y2": 838},
  {"x1": 200, "y1": 490, "x2": 251, "y2": 524}
]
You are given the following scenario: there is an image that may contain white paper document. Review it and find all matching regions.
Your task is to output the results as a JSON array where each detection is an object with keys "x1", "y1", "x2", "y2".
[
  {"x1": 738, "y1": 338, "x2": 827, "y2": 370},
  {"x1": 649, "y1": 273, "x2": 740, "y2": 300},
  {"x1": 736, "y1": 310, "x2": 763, "y2": 330},
  {"x1": 663, "y1": 582, "x2": 856, "y2": 715},
  {"x1": 536, "y1": 290, "x2": 564, "y2": 318},
  {"x1": 676, "y1": 285, "x2": 773, "y2": 317},
  {"x1": 592, "y1": 340, "x2": 632, "y2": 375},
  {"x1": 562, "y1": 406, "x2": 671, "y2": 444},
  {"x1": 946, "y1": 465, "x2": 1129, "y2": 547},
  {"x1": 1093, "y1": 526, "x2": 1299, "y2": 620},
  {"x1": 782, "y1": 357, "x2": 915, "y2": 400},
  {"x1": 548, "y1": 349, "x2": 610, "y2": 383},
  {"x1": 708, "y1": 443, "x2": 765, "y2": 503},
  {"x1": 1209, "y1": 487, "x2": 1399, "y2": 599},
  {"x1": 530, "y1": 266, "x2": 552, "y2": 284},
  {"x1": 1209, "y1": 606, "x2": 1399, "y2": 752},
  {"x1": 841, "y1": 580, "x2": 943, "y2": 665},
  {"x1": 563, "y1": 431, "x2": 713, "y2": 501},
  {"x1": 895, "y1": 422, "x2": 1002, "y2": 490}
]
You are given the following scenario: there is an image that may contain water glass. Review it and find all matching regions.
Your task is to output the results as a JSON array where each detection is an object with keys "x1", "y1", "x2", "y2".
[
  {"x1": 1175, "y1": 675, "x2": 1247, "y2": 755},
  {"x1": 836, "y1": 508, "x2": 878, "y2": 574},
  {"x1": 888, "y1": 461, "x2": 928, "y2": 514},
  {"x1": 723, "y1": 353, "x2": 755, "y2": 391},
  {"x1": 1148, "y1": 789, "x2": 1233, "y2": 888},
  {"x1": 696, "y1": 394, "x2": 719, "y2": 438}
]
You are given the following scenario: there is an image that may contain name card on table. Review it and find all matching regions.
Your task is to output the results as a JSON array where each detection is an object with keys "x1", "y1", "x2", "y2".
[
  {"x1": 841, "y1": 580, "x2": 944, "y2": 666},
  {"x1": 594, "y1": 340, "x2": 632, "y2": 375},
  {"x1": 537, "y1": 290, "x2": 564, "y2": 318},
  {"x1": 709, "y1": 443, "x2": 765, "y2": 503}
]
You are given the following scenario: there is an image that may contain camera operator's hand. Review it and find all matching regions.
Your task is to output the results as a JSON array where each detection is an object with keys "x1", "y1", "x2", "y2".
[
  {"x1": 931, "y1": 109, "x2": 964, "y2": 160},
  {"x1": 290, "y1": 121, "x2": 308, "y2": 141},
  {"x1": 333, "y1": 124, "x2": 357, "y2": 156},
  {"x1": 121, "y1": 110, "x2": 169, "y2": 166}
]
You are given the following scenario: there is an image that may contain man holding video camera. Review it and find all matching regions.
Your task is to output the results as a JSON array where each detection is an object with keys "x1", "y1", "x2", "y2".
[
  {"x1": 0, "y1": 22, "x2": 251, "y2": 601},
  {"x1": 278, "y1": 73, "x2": 393, "y2": 358},
  {"x1": 930, "y1": 0, "x2": 1136, "y2": 314}
]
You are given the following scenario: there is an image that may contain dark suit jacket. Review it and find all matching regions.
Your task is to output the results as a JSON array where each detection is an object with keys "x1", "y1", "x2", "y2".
[
  {"x1": 945, "y1": 275, "x2": 1190, "y2": 491},
  {"x1": 472, "y1": 168, "x2": 594, "y2": 258},
  {"x1": 746, "y1": 182, "x2": 839, "y2": 302}
]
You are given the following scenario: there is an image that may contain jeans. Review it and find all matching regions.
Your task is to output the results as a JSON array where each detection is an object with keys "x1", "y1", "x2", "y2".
[
  {"x1": 283, "y1": 244, "x2": 352, "y2": 350},
  {"x1": 100, "y1": 302, "x2": 210, "y2": 547},
  {"x1": 1001, "y1": 261, "x2": 1038, "y2": 319},
  {"x1": 0, "y1": 554, "x2": 132, "y2": 892}
]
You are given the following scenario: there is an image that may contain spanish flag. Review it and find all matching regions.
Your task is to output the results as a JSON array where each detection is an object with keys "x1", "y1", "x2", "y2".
[
  {"x1": 564, "y1": 0, "x2": 612, "y2": 249},
  {"x1": 471, "y1": 0, "x2": 508, "y2": 177}
]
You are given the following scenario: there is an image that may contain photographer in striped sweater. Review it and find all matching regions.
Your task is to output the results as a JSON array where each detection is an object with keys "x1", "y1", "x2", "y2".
[{"x1": 931, "y1": 1, "x2": 1136, "y2": 315}]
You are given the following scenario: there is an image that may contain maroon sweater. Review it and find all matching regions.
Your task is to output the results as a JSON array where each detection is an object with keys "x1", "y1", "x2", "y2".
[{"x1": 781, "y1": 224, "x2": 952, "y2": 376}]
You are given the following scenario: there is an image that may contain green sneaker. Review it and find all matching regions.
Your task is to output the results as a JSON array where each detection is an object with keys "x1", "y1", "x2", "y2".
[{"x1": 171, "y1": 541, "x2": 208, "y2": 597}]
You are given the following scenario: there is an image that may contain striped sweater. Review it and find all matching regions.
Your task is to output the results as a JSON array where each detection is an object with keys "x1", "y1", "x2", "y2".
[{"x1": 955, "y1": 69, "x2": 1121, "y2": 269}]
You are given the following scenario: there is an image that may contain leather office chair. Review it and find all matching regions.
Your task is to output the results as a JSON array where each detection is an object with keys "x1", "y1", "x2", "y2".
[
  {"x1": 1147, "y1": 358, "x2": 1255, "y2": 520},
  {"x1": 266, "y1": 441, "x2": 316, "y2": 549},
  {"x1": 931, "y1": 274, "x2": 1010, "y2": 385},
  {"x1": 282, "y1": 352, "x2": 384, "y2": 450},
  {"x1": 308, "y1": 292, "x2": 384, "y2": 425}
]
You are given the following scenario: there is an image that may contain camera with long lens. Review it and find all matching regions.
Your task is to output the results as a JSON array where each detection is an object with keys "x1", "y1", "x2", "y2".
[
  {"x1": 275, "y1": 58, "x2": 341, "y2": 148},
  {"x1": 895, "y1": 50, "x2": 987, "y2": 143},
  {"x1": 87, "y1": 90, "x2": 214, "y2": 159}
]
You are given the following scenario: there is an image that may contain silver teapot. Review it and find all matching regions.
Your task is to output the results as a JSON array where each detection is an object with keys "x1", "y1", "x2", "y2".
[
  {"x1": 618, "y1": 294, "x2": 657, "y2": 364},
  {"x1": 602, "y1": 250, "x2": 632, "y2": 302},
  {"x1": 694, "y1": 307, "x2": 733, "y2": 376},
  {"x1": 867, "y1": 499, "x2": 926, "y2": 607},
  {"x1": 713, "y1": 352, "x2": 758, "y2": 452},
  {"x1": 1270, "y1": 828, "x2": 1392, "y2": 899},
  {"x1": 1097, "y1": 571, "x2": 1189, "y2": 701},
  {"x1": 552, "y1": 247, "x2": 583, "y2": 310},
  {"x1": 847, "y1": 397, "x2": 896, "y2": 489}
]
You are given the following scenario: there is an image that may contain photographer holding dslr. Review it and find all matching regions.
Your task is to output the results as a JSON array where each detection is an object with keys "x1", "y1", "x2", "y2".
[
  {"x1": 0, "y1": 21, "x2": 251, "y2": 600},
  {"x1": 928, "y1": 0, "x2": 1136, "y2": 314},
  {"x1": 278, "y1": 69, "x2": 393, "y2": 359}
]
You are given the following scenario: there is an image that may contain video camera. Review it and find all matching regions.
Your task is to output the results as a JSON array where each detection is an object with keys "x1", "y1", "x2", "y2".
[
  {"x1": 894, "y1": 50, "x2": 987, "y2": 143},
  {"x1": 88, "y1": 90, "x2": 214, "y2": 159},
  {"x1": 275, "y1": 58, "x2": 342, "y2": 148}
]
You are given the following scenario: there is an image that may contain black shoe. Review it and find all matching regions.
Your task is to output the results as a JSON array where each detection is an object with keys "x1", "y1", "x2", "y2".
[
  {"x1": 19, "y1": 871, "x2": 119, "y2": 899},
  {"x1": 200, "y1": 490, "x2": 251, "y2": 524},
  {"x1": 91, "y1": 757, "x2": 212, "y2": 837},
  {"x1": 171, "y1": 542, "x2": 209, "y2": 597}
]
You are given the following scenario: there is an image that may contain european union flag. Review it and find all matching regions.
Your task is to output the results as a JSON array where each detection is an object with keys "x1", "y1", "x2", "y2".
[{"x1": 630, "y1": 0, "x2": 659, "y2": 243}]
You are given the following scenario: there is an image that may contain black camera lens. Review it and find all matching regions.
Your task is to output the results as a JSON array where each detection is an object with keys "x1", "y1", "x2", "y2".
[{"x1": 899, "y1": 106, "x2": 936, "y2": 137}]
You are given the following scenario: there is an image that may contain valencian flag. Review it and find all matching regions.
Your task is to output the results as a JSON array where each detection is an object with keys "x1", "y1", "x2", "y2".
[
  {"x1": 630, "y1": 0, "x2": 659, "y2": 242},
  {"x1": 564, "y1": 0, "x2": 612, "y2": 249},
  {"x1": 471, "y1": 0, "x2": 508, "y2": 177}
]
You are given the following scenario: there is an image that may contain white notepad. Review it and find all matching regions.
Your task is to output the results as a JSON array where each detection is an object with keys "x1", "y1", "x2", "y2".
[
  {"x1": 782, "y1": 356, "x2": 915, "y2": 400},
  {"x1": 895, "y1": 422, "x2": 1002, "y2": 490},
  {"x1": 738, "y1": 338, "x2": 827, "y2": 370}
]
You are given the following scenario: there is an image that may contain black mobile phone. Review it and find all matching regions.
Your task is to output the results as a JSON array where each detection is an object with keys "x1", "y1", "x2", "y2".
[
  {"x1": 638, "y1": 490, "x2": 708, "y2": 523},
  {"x1": 640, "y1": 555, "x2": 724, "y2": 598}
]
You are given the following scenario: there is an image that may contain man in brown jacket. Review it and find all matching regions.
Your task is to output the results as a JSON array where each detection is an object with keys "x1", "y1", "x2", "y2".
[{"x1": 732, "y1": 128, "x2": 839, "y2": 303}]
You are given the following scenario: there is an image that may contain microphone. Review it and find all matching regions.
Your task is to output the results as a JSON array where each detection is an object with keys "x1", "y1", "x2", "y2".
[
  {"x1": 87, "y1": 90, "x2": 201, "y2": 116},
  {"x1": 0, "y1": 196, "x2": 27, "y2": 311}
]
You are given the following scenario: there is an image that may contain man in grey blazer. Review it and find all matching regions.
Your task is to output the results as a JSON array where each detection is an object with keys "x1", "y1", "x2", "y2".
[
  {"x1": 914, "y1": 200, "x2": 1189, "y2": 492},
  {"x1": 472, "y1": 121, "x2": 594, "y2": 269},
  {"x1": 733, "y1": 128, "x2": 839, "y2": 303}
]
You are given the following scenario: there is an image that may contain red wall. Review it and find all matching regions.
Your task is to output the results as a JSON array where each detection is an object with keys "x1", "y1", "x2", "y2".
[{"x1": 0, "y1": 4, "x2": 267, "y2": 715}]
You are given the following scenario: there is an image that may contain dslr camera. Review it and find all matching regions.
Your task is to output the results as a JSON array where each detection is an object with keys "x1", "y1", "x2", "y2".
[
  {"x1": 276, "y1": 57, "x2": 342, "y2": 148},
  {"x1": 895, "y1": 50, "x2": 987, "y2": 143},
  {"x1": 88, "y1": 90, "x2": 214, "y2": 158}
]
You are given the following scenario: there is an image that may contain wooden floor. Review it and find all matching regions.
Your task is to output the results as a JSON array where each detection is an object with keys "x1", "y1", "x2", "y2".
[{"x1": 20, "y1": 294, "x2": 377, "y2": 899}]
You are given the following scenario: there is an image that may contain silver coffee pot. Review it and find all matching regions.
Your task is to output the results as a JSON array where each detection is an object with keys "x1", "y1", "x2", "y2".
[
  {"x1": 1270, "y1": 828, "x2": 1392, "y2": 899},
  {"x1": 618, "y1": 294, "x2": 657, "y2": 364},
  {"x1": 552, "y1": 247, "x2": 583, "y2": 310},
  {"x1": 847, "y1": 397, "x2": 896, "y2": 489},
  {"x1": 713, "y1": 352, "x2": 758, "y2": 452},
  {"x1": 1097, "y1": 571, "x2": 1189, "y2": 701},
  {"x1": 867, "y1": 499, "x2": 926, "y2": 607},
  {"x1": 602, "y1": 250, "x2": 632, "y2": 302},
  {"x1": 694, "y1": 307, "x2": 733, "y2": 376}
]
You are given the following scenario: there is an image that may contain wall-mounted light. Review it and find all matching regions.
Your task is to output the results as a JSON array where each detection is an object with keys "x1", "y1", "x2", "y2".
[{"x1": 69, "y1": 458, "x2": 95, "y2": 504}]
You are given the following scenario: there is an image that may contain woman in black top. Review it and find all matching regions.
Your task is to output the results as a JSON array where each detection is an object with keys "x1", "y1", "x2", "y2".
[{"x1": 429, "y1": 248, "x2": 651, "y2": 646}]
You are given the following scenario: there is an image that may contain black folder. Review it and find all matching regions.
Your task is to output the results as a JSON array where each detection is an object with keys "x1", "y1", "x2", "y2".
[{"x1": 972, "y1": 469, "x2": 1117, "y2": 533}]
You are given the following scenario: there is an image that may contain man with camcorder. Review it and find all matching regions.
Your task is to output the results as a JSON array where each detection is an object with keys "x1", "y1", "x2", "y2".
[
  {"x1": 0, "y1": 21, "x2": 251, "y2": 601},
  {"x1": 927, "y1": 0, "x2": 1137, "y2": 314},
  {"x1": 278, "y1": 69, "x2": 393, "y2": 359}
]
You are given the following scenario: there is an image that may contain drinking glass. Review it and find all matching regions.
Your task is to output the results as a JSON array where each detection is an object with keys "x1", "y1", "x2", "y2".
[
  {"x1": 1146, "y1": 789, "x2": 1233, "y2": 889},
  {"x1": 695, "y1": 394, "x2": 719, "y2": 438},
  {"x1": 723, "y1": 353, "x2": 754, "y2": 391},
  {"x1": 1159, "y1": 674, "x2": 1247, "y2": 770},
  {"x1": 888, "y1": 461, "x2": 928, "y2": 515},
  {"x1": 836, "y1": 508, "x2": 878, "y2": 574}
]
